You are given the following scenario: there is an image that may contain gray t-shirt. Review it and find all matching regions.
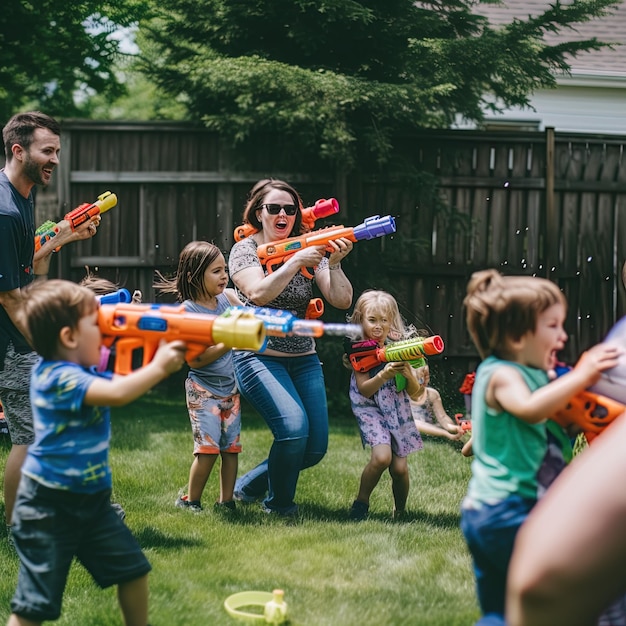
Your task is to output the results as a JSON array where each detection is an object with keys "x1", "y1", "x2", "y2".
[
  {"x1": 184, "y1": 295, "x2": 237, "y2": 397},
  {"x1": 228, "y1": 237, "x2": 328, "y2": 354}
]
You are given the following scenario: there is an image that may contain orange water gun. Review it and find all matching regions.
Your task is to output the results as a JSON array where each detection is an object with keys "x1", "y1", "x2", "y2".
[
  {"x1": 98, "y1": 303, "x2": 265, "y2": 375},
  {"x1": 234, "y1": 197, "x2": 339, "y2": 242},
  {"x1": 346, "y1": 336, "x2": 445, "y2": 373},
  {"x1": 551, "y1": 390, "x2": 624, "y2": 438},
  {"x1": 550, "y1": 363, "x2": 625, "y2": 443},
  {"x1": 455, "y1": 413, "x2": 472, "y2": 433},
  {"x1": 257, "y1": 215, "x2": 396, "y2": 278},
  {"x1": 34, "y1": 191, "x2": 117, "y2": 252}
]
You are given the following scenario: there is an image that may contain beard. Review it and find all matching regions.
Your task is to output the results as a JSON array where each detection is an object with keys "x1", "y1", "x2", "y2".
[{"x1": 23, "y1": 151, "x2": 50, "y2": 186}]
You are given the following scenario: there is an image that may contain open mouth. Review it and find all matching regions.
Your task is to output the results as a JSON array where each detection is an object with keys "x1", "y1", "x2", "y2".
[
  {"x1": 274, "y1": 219, "x2": 289, "y2": 233},
  {"x1": 548, "y1": 350, "x2": 559, "y2": 369}
]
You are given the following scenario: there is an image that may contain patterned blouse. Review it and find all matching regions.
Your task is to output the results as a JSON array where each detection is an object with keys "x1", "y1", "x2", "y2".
[{"x1": 228, "y1": 236, "x2": 329, "y2": 354}]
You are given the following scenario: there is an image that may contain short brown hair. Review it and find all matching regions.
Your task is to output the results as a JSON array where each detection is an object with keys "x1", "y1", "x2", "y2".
[
  {"x1": 464, "y1": 269, "x2": 566, "y2": 359},
  {"x1": 3, "y1": 111, "x2": 60, "y2": 162},
  {"x1": 22, "y1": 280, "x2": 97, "y2": 360}
]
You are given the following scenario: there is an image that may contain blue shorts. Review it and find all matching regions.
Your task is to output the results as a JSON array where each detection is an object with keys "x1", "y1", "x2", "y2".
[
  {"x1": 185, "y1": 378, "x2": 242, "y2": 454},
  {"x1": 10, "y1": 475, "x2": 151, "y2": 622}
]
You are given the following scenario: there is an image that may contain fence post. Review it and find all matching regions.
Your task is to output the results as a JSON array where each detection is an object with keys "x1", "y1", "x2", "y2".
[{"x1": 545, "y1": 127, "x2": 556, "y2": 279}]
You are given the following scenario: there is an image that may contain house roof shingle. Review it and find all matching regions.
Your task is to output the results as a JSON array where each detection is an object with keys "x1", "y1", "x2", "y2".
[{"x1": 473, "y1": 0, "x2": 626, "y2": 77}]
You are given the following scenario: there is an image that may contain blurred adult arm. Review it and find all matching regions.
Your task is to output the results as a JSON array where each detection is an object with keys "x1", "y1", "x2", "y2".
[{"x1": 506, "y1": 413, "x2": 626, "y2": 626}]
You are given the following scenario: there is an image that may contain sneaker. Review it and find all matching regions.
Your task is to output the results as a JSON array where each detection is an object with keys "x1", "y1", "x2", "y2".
[
  {"x1": 111, "y1": 502, "x2": 126, "y2": 521},
  {"x1": 349, "y1": 500, "x2": 369, "y2": 521},
  {"x1": 261, "y1": 503, "x2": 299, "y2": 518},
  {"x1": 214, "y1": 500, "x2": 237, "y2": 512},
  {"x1": 392, "y1": 508, "x2": 407, "y2": 522},
  {"x1": 175, "y1": 493, "x2": 203, "y2": 512},
  {"x1": 233, "y1": 488, "x2": 263, "y2": 504}
]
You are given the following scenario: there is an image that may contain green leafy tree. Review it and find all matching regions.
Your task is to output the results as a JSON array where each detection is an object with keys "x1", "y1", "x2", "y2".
[
  {"x1": 0, "y1": 0, "x2": 149, "y2": 122},
  {"x1": 141, "y1": 0, "x2": 619, "y2": 167}
]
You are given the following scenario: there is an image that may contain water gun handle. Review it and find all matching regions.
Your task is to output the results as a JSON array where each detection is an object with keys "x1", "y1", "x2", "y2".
[
  {"x1": 305, "y1": 298, "x2": 324, "y2": 320},
  {"x1": 395, "y1": 358, "x2": 426, "y2": 391}
]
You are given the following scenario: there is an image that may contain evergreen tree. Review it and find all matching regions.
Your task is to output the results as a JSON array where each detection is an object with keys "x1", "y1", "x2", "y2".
[
  {"x1": 141, "y1": 0, "x2": 619, "y2": 167},
  {"x1": 0, "y1": 0, "x2": 149, "y2": 122}
]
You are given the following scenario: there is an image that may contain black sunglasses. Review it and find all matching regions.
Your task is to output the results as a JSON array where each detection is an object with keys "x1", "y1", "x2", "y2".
[{"x1": 262, "y1": 203, "x2": 298, "y2": 216}]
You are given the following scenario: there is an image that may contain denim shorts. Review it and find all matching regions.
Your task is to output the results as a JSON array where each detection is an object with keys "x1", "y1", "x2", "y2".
[
  {"x1": 0, "y1": 342, "x2": 38, "y2": 445},
  {"x1": 460, "y1": 494, "x2": 536, "y2": 619},
  {"x1": 10, "y1": 475, "x2": 151, "y2": 622}
]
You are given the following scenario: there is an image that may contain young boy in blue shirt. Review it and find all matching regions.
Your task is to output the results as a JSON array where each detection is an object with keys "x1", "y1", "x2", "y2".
[{"x1": 8, "y1": 279, "x2": 186, "y2": 626}]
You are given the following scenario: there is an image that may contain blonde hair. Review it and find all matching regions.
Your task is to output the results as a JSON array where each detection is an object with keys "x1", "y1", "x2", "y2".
[
  {"x1": 464, "y1": 269, "x2": 566, "y2": 359},
  {"x1": 348, "y1": 290, "x2": 413, "y2": 341},
  {"x1": 22, "y1": 279, "x2": 97, "y2": 360}
]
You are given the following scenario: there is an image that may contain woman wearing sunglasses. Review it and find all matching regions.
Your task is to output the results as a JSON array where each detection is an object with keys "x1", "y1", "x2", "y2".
[{"x1": 228, "y1": 178, "x2": 354, "y2": 516}]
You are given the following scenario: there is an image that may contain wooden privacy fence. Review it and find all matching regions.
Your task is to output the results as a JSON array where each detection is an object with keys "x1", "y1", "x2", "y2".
[{"x1": 35, "y1": 121, "x2": 626, "y2": 397}]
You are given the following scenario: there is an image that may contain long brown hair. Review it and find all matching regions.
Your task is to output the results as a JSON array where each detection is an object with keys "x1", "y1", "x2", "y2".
[
  {"x1": 154, "y1": 240, "x2": 223, "y2": 302},
  {"x1": 240, "y1": 178, "x2": 304, "y2": 237}
]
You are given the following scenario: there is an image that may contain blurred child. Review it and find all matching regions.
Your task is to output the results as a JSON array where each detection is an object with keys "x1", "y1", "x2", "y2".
[
  {"x1": 78, "y1": 271, "x2": 143, "y2": 521},
  {"x1": 410, "y1": 362, "x2": 464, "y2": 442},
  {"x1": 345, "y1": 290, "x2": 425, "y2": 521},
  {"x1": 78, "y1": 270, "x2": 142, "y2": 375},
  {"x1": 8, "y1": 279, "x2": 186, "y2": 626},
  {"x1": 460, "y1": 269, "x2": 619, "y2": 625},
  {"x1": 155, "y1": 241, "x2": 244, "y2": 513}
]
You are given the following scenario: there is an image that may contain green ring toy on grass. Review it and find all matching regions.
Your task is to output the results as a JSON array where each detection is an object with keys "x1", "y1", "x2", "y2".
[{"x1": 224, "y1": 591, "x2": 275, "y2": 623}]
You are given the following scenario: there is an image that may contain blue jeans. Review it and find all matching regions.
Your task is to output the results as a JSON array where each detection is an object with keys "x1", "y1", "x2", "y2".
[
  {"x1": 460, "y1": 495, "x2": 536, "y2": 622},
  {"x1": 233, "y1": 351, "x2": 328, "y2": 513}
]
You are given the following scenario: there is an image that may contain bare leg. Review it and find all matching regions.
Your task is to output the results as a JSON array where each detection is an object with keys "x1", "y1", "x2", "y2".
[
  {"x1": 188, "y1": 453, "x2": 218, "y2": 503},
  {"x1": 7, "y1": 614, "x2": 41, "y2": 626},
  {"x1": 118, "y1": 574, "x2": 149, "y2": 626},
  {"x1": 4, "y1": 444, "x2": 28, "y2": 525},
  {"x1": 355, "y1": 444, "x2": 392, "y2": 504},
  {"x1": 389, "y1": 454, "x2": 410, "y2": 514},
  {"x1": 219, "y1": 452, "x2": 238, "y2": 502}
]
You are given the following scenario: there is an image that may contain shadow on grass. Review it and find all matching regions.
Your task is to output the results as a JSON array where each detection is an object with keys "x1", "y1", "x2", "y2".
[
  {"x1": 221, "y1": 502, "x2": 461, "y2": 529},
  {"x1": 134, "y1": 525, "x2": 201, "y2": 550},
  {"x1": 111, "y1": 390, "x2": 359, "y2": 451}
]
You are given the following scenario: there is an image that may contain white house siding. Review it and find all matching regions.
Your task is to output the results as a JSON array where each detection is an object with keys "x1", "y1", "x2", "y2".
[
  {"x1": 455, "y1": 79, "x2": 626, "y2": 135},
  {"x1": 458, "y1": 0, "x2": 626, "y2": 135}
]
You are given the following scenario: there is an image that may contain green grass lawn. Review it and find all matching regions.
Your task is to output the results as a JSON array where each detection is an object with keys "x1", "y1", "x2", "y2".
[{"x1": 0, "y1": 388, "x2": 479, "y2": 625}]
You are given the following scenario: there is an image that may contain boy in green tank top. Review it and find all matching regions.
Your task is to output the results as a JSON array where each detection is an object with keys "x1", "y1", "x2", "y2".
[{"x1": 460, "y1": 269, "x2": 620, "y2": 625}]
